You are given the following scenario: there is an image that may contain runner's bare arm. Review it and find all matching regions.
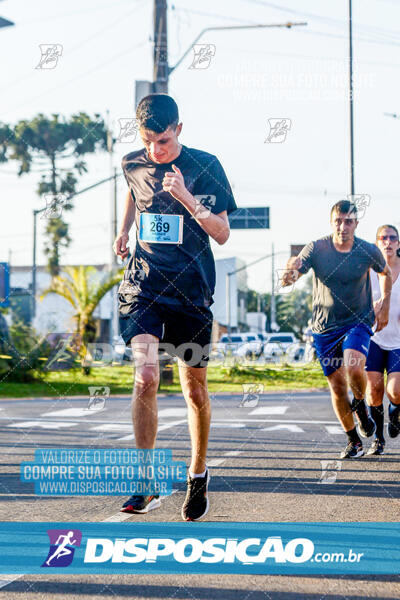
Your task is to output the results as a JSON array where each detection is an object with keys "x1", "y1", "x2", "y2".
[
  {"x1": 113, "y1": 190, "x2": 135, "y2": 259},
  {"x1": 375, "y1": 263, "x2": 392, "y2": 332},
  {"x1": 162, "y1": 164, "x2": 230, "y2": 245},
  {"x1": 280, "y1": 256, "x2": 304, "y2": 287}
]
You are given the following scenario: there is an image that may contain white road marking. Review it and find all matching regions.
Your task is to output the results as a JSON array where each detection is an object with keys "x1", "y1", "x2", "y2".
[
  {"x1": 210, "y1": 423, "x2": 246, "y2": 428},
  {"x1": 262, "y1": 424, "x2": 304, "y2": 433},
  {"x1": 42, "y1": 408, "x2": 104, "y2": 417},
  {"x1": 0, "y1": 575, "x2": 23, "y2": 590},
  {"x1": 91, "y1": 424, "x2": 132, "y2": 432},
  {"x1": 212, "y1": 419, "x2": 338, "y2": 424},
  {"x1": 158, "y1": 408, "x2": 187, "y2": 418},
  {"x1": 325, "y1": 425, "x2": 345, "y2": 435},
  {"x1": 248, "y1": 406, "x2": 289, "y2": 415},
  {"x1": 7, "y1": 421, "x2": 78, "y2": 429},
  {"x1": 207, "y1": 458, "x2": 226, "y2": 466},
  {"x1": 117, "y1": 419, "x2": 187, "y2": 441}
]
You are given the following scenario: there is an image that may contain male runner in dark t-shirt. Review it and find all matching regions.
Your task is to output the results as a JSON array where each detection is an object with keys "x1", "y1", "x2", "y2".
[
  {"x1": 113, "y1": 94, "x2": 237, "y2": 520},
  {"x1": 281, "y1": 200, "x2": 392, "y2": 458}
]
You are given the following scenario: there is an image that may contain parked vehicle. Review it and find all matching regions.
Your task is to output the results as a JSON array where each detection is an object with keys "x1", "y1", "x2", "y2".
[
  {"x1": 260, "y1": 333, "x2": 298, "y2": 360},
  {"x1": 219, "y1": 333, "x2": 263, "y2": 358}
]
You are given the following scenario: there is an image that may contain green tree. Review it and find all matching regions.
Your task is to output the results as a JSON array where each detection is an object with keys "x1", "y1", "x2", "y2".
[
  {"x1": 278, "y1": 276, "x2": 313, "y2": 336},
  {"x1": 40, "y1": 265, "x2": 123, "y2": 374},
  {"x1": 0, "y1": 113, "x2": 108, "y2": 276}
]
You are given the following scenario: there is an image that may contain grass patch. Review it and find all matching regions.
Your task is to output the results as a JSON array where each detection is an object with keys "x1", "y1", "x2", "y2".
[{"x1": 0, "y1": 361, "x2": 327, "y2": 399}]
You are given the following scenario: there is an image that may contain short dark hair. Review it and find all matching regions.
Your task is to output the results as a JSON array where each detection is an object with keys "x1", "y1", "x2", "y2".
[
  {"x1": 136, "y1": 94, "x2": 179, "y2": 133},
  {"x1": 330, "y1": 200, "x2": 358, "y2": 219}
]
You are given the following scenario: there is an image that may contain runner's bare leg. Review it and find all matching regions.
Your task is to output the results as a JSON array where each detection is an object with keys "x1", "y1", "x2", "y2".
[
  {"x1": 131, "y1": 333, "x2": 159, "y2": 449},
  {"x1": 178, "y1": 363, "x2": 210, "y2": 474}
]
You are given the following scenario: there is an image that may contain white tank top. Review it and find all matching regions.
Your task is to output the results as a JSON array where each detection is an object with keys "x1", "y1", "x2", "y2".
[{"x1": 370, "y1": 269, "x2": 400, "y2": 350}]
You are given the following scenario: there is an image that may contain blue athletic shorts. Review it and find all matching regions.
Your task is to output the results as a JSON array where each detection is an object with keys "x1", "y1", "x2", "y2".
[
  {"x1": 313, "y1": 322, "x2": 373, "y2": 377},
  {"x1": 366, "y1": 339, "x2": 400, "y2": 374}
]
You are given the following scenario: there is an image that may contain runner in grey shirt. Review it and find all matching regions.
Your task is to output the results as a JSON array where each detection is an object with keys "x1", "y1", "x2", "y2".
[{"x1": 281, "y1": 200, "x2": 392, "y2": 459}]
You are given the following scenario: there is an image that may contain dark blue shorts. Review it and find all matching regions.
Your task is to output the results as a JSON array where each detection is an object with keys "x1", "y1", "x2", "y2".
[
  {"x1": 118, "y1": 296, "x2": 213, "y2": 368},
  {"x1": 366, "y1": 339, "x2": 400, "y2": 374},
  {"x1": 313, "y1": 323, "x2": 373, "y2": 377}
]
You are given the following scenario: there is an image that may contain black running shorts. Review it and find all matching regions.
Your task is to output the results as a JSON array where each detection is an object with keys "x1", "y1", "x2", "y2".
[{"x1": 118, "y1": 296, "x2": 213, "y2": 368}]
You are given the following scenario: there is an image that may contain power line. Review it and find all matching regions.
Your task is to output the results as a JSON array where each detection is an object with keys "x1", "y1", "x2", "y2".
[{"x1": 240, "y1": 0, "x2": 400, "y2": 48}]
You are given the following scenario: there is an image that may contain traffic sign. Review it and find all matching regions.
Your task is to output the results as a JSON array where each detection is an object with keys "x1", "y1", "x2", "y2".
[
  {"x1": 229, "y1": 207, "x2": 270, "y2": 229},
  {"x1": 0, "y1": 263, "x2": 10, "y2": 308}
]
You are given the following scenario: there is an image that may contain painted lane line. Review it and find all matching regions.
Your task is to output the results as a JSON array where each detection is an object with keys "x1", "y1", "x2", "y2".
[
  {"x1": 158, "y1": 408, "x2": 187, "y2": 418},
  {"x1": 6, "y1": 421, "x2": 78, "y2": 429},
  {"x1": 249, "y1": 406, "x2": 289, "y2": 415},
  {"x1": 262, "y1": 424, "x2": 304, "y2": 433},
  {"x1": 0, "y1": 575, "x2": 23, "y2": 590},
  {"x1": 325, "y1": 425, "x2": 345, "y2": 435},
  {"x1": 41, "y1": 408, "x2": 105, "y2": 417},
  {"x1": 117, "y1": 419, "x2": 187, "y2": 441}
]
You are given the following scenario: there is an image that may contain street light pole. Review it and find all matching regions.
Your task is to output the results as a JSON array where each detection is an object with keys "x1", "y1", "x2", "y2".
[
  {"x1": 168, "y1": 22, "x2": 308, "y2": 76},
  {"x1": 31, "y1": 173, "x2": 121, "y2": 321}
]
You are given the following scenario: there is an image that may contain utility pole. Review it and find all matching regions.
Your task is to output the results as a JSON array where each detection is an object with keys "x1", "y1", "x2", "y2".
[
  {"x1": 349, "y1": 0, "x2": 355, "y2": 196},
  {"x1": 270, "y1": 243, "x2": 277, "y2": 332},
  {"x1": 153, "y1": 0, "x2": 168, "y2": 93},
  {"x1": 32, "y1": 210, "x2": 39, "y2": 318},
  {"x1": 106, "y1": 110, "x2": 119, "y2": 346}
]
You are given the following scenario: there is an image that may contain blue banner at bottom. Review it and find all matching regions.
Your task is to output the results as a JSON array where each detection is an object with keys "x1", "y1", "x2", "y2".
[{"x1": 0, "y1": 522, "x2": 399, "y2": 575}]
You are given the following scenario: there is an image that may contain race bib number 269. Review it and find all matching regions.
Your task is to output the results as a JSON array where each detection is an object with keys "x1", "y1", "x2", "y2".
[{"x1": 139, "y1": 213, "x2": 183, "y2": 244}]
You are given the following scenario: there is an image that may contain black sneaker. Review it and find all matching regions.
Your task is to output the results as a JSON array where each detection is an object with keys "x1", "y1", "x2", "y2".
[
  {"x1": 120, "y1": 495, "x2": 161, "y2": 514},
  {"x1": 181, "y1": 469, "x2": 210, "y2": 521},
  {"x1": 340, "y1": 441, "x2": 364, "y2": 459},
  {"x1": 388, "y1": 408, "x2": 400, "y2": 439},
  {"x1": 352, "y1": 400, "x2": 376, "y2": 438},
  {"x1": 366, "y1": 439, "x2": 385, "y2": 456}
]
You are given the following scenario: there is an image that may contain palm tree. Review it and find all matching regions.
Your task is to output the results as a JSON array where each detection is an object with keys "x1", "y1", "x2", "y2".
[{"x1": 40, "y1": 265, "x2": 123, "y2": 374}]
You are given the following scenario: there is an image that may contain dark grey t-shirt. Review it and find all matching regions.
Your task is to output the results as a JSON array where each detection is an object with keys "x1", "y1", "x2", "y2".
[{"x1": 298, "y1": 235, "x2": 386, "y2": 334}]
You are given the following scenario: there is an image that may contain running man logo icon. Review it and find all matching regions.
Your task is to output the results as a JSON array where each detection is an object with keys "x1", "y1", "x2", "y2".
[
  {"x1": 41, "y1": 193, "x2": 67, "y2": 219},
  {"x1": 42, "y1": 529, "x2": 82, "y2": 568},
  {"x1": 87, "y1": 386, "x2": 110, "y2": 410},
  {"x1": 265, "y1": 118, "x2": 292, "y2": 143},
  {"x1": 189, "y1": 44, "x2": 216, "y2": 69},
  {"x1": 347, "y1": 194, "x2": 371, "y2": 219},
  {"x1": 239, "y1": 383, "x2": 264, "y2": 407},
  {"x1": 318, "y1": 460, "x2": 342, "y2": 484},
  {"x1": 116, "y1": 118, "x2": 139, "y2": 144},
  {"x1": 35, "y1": 44, "x2": 63, "y2": 69}
]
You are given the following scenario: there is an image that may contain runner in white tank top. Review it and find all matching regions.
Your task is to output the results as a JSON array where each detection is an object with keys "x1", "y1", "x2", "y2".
[{"x1": 366, "y1": 225, "x2": 400, "y2": 455}]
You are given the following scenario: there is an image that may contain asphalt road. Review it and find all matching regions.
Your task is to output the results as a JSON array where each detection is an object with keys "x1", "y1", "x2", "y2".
[{"x1": 1, "y1": 390, "x2": 399, "y2": 599}]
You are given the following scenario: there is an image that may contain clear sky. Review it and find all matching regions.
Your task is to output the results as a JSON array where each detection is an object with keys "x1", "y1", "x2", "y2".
[{"x1": 1, "y1": 0, "x2": 399, "y2": 293}]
